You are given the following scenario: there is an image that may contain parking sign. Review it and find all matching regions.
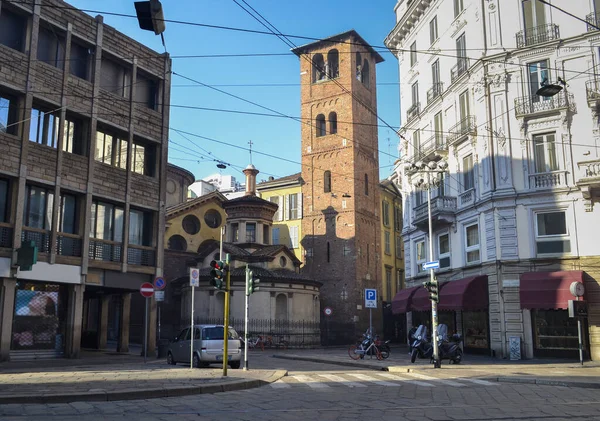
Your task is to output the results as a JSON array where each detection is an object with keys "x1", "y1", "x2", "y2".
[
  {"x1": 365, "y1": 289, "x2": 377, "y2": 309},
  {"x1": 190, "y1": 268, "x2": 199, "y2": 287}
]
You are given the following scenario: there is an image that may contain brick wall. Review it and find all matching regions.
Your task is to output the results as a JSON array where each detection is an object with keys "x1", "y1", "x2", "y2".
[
  {"x1": 61, "y1": 152, "x2": 88, "y2": 191},
  {"x1": 134, "y1": 104, "x2": 162, "y2": 141},
  {"x1": 130, "y1": 172, "x2": 159, "y2": 209},
  {"x1": 0, "y1": 45, "x2": 28, "y2": 87},
  {"x1": 97, "y1": 91, "x2": 130, "y2": 128},
  {"x1": 34, "y1": 62, "x2": 63, "y2": 105},
  {"x1": 66, "y1": 76, "x2": 93, "y2": 115}
]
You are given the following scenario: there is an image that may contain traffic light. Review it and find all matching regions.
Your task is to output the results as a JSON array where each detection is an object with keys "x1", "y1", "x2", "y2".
[
  {"x1": 134, "y1": 0, "x2": 166, "y2": 35},
  {"x1": 17, "y1": 241, "x2": 38, "y2": 272},
  {"x1": 422, "y1": 279, "x2": 439, "y2": 303},
  {"x1": 210, "y1": 260, "x2": 226, "y2": 290},
  {"x1": 247, "y1": 270, "x2": 260, "y2": 295}
]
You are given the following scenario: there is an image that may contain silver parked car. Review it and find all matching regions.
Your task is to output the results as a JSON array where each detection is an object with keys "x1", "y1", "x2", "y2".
[{"x1": 167, "y1": 324, "x2": 242, "y2": 369}]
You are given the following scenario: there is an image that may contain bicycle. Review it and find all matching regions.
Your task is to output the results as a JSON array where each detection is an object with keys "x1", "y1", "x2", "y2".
[
  {"x1": 247, "y1": 336, "x2": 265, "y2": 351},
  {"x1": 348, "y1": 337, "x2": 383, "y2": 360},
  {"x1": 263, "y1": 335, "x2": 289, "y2": 350}
]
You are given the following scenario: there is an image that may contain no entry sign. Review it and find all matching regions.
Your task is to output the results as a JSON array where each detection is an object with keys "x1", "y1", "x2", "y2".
[{"x1": 140, "y1": 282, "x2": 154, "y2": 298}]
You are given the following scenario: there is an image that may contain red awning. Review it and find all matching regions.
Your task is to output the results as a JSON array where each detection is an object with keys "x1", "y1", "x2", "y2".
[
  {"x1": 391, "y1": 286, "x2": 420, "y2": 314},
  {"x1": 437, "y1": 275, "x2": 488, "y2": 311},
  {"x1": 411, "y1": 283, "x2": 445, "y2": 312},
  {"x1": 520, "y1": 271, "x2": 584, "y2": 310}
]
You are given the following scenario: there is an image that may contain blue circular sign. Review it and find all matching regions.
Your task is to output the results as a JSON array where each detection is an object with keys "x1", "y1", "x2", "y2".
[{"x1": 154, "y1": 277, "x2": 166, "y2": 290}]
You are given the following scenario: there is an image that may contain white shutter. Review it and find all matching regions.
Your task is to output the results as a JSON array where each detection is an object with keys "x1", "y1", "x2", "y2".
[
  {"x1": 277, "y1": 196, "x2": 283, "y2": 221},
  {"x1": 298, "y1": 192, "x2": 303, "y2": 219},
  {"x1": 284, "y1": 195, "x2": 289, "y2": 220}
]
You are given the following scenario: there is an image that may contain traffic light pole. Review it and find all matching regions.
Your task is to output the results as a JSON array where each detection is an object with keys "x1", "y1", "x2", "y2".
[
  {"x1": 427, "y1": 175, "x2": 440, "y2": 368},
  {"x1": 222, "y1": 253, "x2": 231, "y2": 377},
  {"x1": 243, "y1": 265, "x2": 249, "y2": 371}
]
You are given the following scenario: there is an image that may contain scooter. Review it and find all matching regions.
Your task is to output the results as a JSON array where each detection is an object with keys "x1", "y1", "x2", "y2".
[
  {"x1": 410, "y1": 325, "x2": 434, "y2": 363},
  {"x1": 437, "y1": 324, "x2": 463, "y2": 364}
]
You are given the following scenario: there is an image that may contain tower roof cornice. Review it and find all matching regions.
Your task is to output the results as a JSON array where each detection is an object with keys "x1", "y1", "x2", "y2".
[{"x1": 291, "y1": 29, "x2": 384, "y2": 64}]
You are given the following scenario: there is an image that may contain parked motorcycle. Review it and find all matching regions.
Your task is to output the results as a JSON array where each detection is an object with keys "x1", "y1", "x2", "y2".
[
  {"x1": 437, "y1": 324, "x2": 463, "y2": 364},
  {"x1": 410, "y1": 325, "x2": 434, "y2": 363}
]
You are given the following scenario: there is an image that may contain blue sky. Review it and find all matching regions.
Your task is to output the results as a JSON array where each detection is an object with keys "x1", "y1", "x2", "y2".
[{"x1": 68, "y1": 0, "x2": 401, "y2": 183}]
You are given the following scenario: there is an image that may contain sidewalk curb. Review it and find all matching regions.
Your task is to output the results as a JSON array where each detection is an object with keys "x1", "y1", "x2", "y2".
[
  {"x1": 493, "y1": 376, "x2": 600, "y2": 389},
  {"x1": 0, "y1": 370, "x2": 288, "y2": 404},
  {"x1": 272, "y1": 354, "x2": 388, "y2": 371}
]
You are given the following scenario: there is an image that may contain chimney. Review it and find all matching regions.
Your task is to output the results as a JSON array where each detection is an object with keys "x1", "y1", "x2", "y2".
[{"x1": 243, "y1": 164, "x2": 259, "y2": 196}]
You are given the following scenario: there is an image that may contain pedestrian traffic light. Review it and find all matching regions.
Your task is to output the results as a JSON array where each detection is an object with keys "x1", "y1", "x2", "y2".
[
  {"x1": 422, "y1": 279, "x2": 439, "y2": 303},
  {"x1": 210, "y1": 260, "x2": 226, "y2": 290},
  {"x1": 134, "y1": 0, "x2": 166, "y2": 35},
  {"x1": 16, "y1": 241, "x2": 38, "y2": 272},
  {"x1": 247, "y1": 270, "x2": 260, "y2": 295}
]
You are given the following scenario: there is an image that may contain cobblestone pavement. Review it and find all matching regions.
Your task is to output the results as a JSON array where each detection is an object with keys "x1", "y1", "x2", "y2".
[{"x1": 2, "y1": 356, "x2": 600, "y2": 421}]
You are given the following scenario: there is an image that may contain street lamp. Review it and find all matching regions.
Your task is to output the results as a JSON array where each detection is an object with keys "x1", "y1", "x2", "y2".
[
  {"x1": 536, "y1": 77, "x2": 566, "y2": 98},
  {"x1": 413, "y1": 159, "x2": 448, "y2": 369}
]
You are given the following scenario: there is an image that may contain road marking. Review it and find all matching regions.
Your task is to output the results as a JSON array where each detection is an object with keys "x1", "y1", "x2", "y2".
[
  {"x1": 345, "y1": 373, "x2": 401, "y2": 387},
  {"x1": 318, "y1": 374, "x2": 367, "y2": 387},
  {"x1": 294, "y1": 375, "x2": 331, "y2": 389},
  {"x1": 460, "y1": 378, "x2": 498, "y2": 386},
  {"x1": 269, "y1": 380, "x2": 291, "y2": 388},
  {"x1": 376, "y1": 372, "x2": 435, "y2": 387},
  {"x1": 404, "y1": 372, "x2": 465, "y2": 387}
]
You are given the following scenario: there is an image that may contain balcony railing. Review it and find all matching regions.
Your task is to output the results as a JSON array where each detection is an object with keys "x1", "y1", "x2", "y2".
[
  {"x1": 89, "y1": 238, "x2": 122, "y2": 263},
  {"x1": 459, "y1": 189, "x2": 475, "y2": 207},
  {"x1": 0, "y1": 223, "x2": 12, "y2": 248},
  {"x1": 22, "y1": 228, "x2": 51, "y2": 253},
  {"x1": 427, "y1": 82, "x2": 444, "y2": 105},
  {"x1": 57, "y1": 233, "x2": 82, "y2": 257},
  {"x1": 414, "y1": 134, "x2": 447, "y2": 162},
  {"x1": 516, "y1": 23, "x2": 560, "y2": 48},
  {"x1": 514, "y1": 91, "x2": 573, "y2": 117},
  {"x1": 447, "y1": 116, "x2": 477, "y2": 145},
  {"x1": 127, "y1": 244, "x2": 156, "y2": 267},
  {"x1": 413, "y1": 196, "x2": 457, "y2": 224},
  {"x1": 586, "y1": 12, "x2": 600, "y2": 32},
  {"x1": 450, "y1": 58, "x2": 469, "y2": 84},
  {"x1": 586, "y1": 80, "x2": 600, "y2": 105},
  {"x1": 578, "y1": 159, "x2": 600, "y2": 180},
  {"x1": 529, "y1": 170, "x2": 568, "y2": 189},
  {"x1": 406, "y1": 102, "x2": 420, "y2": 122}
]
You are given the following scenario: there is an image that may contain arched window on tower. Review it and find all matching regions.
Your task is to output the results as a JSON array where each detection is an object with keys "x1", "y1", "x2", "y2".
[
  {"x1": 328, "y1": 112, "x2": 337, "y2": 134},
  {"x1": 362, "y1": 59, "x2": 370, "y2": 88},
  {"x1": 312, "y1": 53, "x2": 326, "y2": 83},
  {"x1": 327, "y1": 49, "x2": 339, "y2": 79},
  {"x1": 356, "y1": 52, "x2": 363, "y2": 82},
  {"x1": 364, "y1": 173, "x2": 369, "y2": 195},
  {"x1": 324, "y1": 170, "x2": 332, "y2": 193},
  {"x1": 316, "y1": 114, "x2": 326, "y2": 137}
]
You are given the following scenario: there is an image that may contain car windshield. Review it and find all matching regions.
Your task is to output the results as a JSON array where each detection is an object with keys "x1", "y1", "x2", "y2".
[{"x1": 202, "y1": 327, "x2": 239, "y2": 340}]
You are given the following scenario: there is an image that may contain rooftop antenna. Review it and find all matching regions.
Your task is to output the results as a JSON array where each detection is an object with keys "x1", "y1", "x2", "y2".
[{"x1": 248, "y1": 140, "x2": 254, "y2": 165}]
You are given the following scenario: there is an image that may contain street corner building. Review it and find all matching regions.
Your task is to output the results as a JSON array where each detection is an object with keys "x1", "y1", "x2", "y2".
[
  {"x1": 0, "y1": 0, "x2": 170, "y2": 360},
  {"x1": 386, "y1": 0, "x2": 600, "y2": 360}
]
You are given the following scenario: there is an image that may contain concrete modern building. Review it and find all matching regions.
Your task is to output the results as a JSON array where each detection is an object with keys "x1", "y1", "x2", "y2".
[
  {"x1": 386, "y1": 0, "x2": 600, "y2": 359},
  {"x1": 0, "y1": 0, "x2": 170, "y2": 359},
  {"x1": 292, "y1": 31, "x2": 385, "y2": 341}
]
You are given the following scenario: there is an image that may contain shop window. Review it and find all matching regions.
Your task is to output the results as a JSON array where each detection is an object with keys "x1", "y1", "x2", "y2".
[
  {"x1": 23, "y1": 185, "x2": 53, "y2": 230},
  {"x1": 327, "y1": 49, "x2": 339, "y2": 79},
  {"x1": 328, "y1": 112, "x2": 337, "y2": 135},
  {"x1": 290, "y1": 225, "x2": 299, "y2": 249},
  {"x1": 465, "y1": 223, "x2": 480, "y2": 264},
  {"x1": 362, "y1": 59, "x2": 370, "y2": 88},
  {"x1": 70, "y1": 40, "x2": 92, "y2": 81},
  {"x1": 167, "y1": 234, "x2": 187, "y2": 251},
  {"x1": 100, "y1": 56, "x2": 130, "y2": 97},
  {"x1": 463, "y1": 311, "x2": 488, "y2": 350},
  {"x1": 316, "y1": 114, "x2": 326, "y2": 137},
  {"x1": 384, "y1": 231, "x2": 391, "y2": 255},
  {"x1": 95, "y1": 129, "x2": 127, "y2": 169},
  {"x1": 136, "y1": 72, "x2": 158, "y2": 110},
  {"x1": 0, "y1": 178, "x2": 8, "y2": 223},
  {"x1": 182, "y1": 215, "x2": 201, "y2": 235},
  {"x1": 415, "y1": 240, "x2": 426, "y2": 273},
  {"x1": 0, "y1": 92, "x2": 19, "y2": 136},
  {"x1": 533, "y1": 309, "x2": 579, "y2": 352},
  {"x1": 90, "y1": 200, "x2": 124, "y2": 242},
  {"x1": 535, "y1": 211, "x2": 571, "y2": 255},
  {"x1": 37, "y1": 25, "x2": 65, "y2": 69},
  {"x1": 0, "y1": 7, "x2": 26, "y2": 52},
  {"x1": 438, "y1": 233, "x2": 450, "y2": 268},
  {"x1": 129, "y1": 208, "x2": 153, "y2": 246},
  {"x1": 204, "y1": 209, "x2": 222, "y2": 228},
  {"x1": 312, "y1": 53, "x2": 325, "y2": 83},
  {"x1": 324, "y1": 170, "x2": 331, "y2": 193},
  {"x1": 132, "y1": 140, "x2": 156, "y2": 177},
  {"x1": 246, "y1": 223, "x2": 256, "y2": 242}
]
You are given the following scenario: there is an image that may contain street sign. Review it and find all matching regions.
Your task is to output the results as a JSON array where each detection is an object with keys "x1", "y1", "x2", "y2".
[
  {"x1": 140, "y1": 282, "x2": 154, "y2": 298},
  {"x1": 323, "y1": 307, "x2": 333, "y2": 316},
  {"x1": 190, "y1": 268, "x2": 199, "y2": 287},
  {"x1": 154, "y1": 276, "x2": 166, "y2": 290},
  {"x1": 155, "y1": 290, "x2": 165, "y2": 302},
  {"x1": 365, "y1": 289, "x2": 377, "y2": 309},
  {"x1": 422, "y1": 261, "x2": 440, "y2": 270}
]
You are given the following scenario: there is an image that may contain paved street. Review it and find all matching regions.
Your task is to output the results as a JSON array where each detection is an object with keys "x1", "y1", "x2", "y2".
[{"x1": 2, "y1": 355, "x2": 600, "y2": 420}]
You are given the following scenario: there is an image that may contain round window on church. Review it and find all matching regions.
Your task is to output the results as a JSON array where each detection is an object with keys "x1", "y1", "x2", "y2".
[
  {"x1": 204, "y1": 209, "x2": 222, "y2": 229},
  {"x1": 279, "y1": 256, "x2": 287, "y2": 267},
  {"x1": 168, "y1": 235, "x2": 187, "y2": 251},
  {"x1": 182, "y1": 215, "x2": 201, "y2": 235}
]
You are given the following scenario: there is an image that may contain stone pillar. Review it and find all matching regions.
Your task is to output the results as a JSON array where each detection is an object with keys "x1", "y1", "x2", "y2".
[
  {"x1": 117, "y1": 293, "x2": 131, "y2": 353},
  {"x1": 0, "y1": 279, "x2": 16, "y2": 362},
  {"x1": 98, "y1": 295, "x2": 109, "y2": 350},
  {"x1": 65, "y1": 284, "x2": 85, "y2": 358},
  {"x1": 147, "y1": 297, "x2": 157, "y2": 357}
]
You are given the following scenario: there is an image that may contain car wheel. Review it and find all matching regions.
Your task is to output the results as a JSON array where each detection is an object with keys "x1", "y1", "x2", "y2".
[
  {"x1": 167, "y1": 352, "x2": 176, "y2": 365},
  {"x1": 192, "y1": 353, "x2": 201, "y2": 368},
  {"x1": 229, "y1": 361, "x2": 241, "y2": 369}
]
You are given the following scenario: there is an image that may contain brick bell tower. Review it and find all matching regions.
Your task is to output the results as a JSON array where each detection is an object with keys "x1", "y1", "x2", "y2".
[{"x1": 292, "y1": 31, "x2": 384, "y2": 338}]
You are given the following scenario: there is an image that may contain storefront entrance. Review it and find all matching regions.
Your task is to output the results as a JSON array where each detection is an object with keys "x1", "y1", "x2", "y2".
[
  {"x1": 10, "y1": 281, "x2": 69, "y2": 359},
  {"x1": 532, "y1": 309, "x2": 588, "y2": 359},
  {"x1": 462, "y1": 311, "x2": 489, "y2": 354}
]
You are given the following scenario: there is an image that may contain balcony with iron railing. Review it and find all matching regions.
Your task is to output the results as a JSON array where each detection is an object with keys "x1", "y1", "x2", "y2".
[
  {"x1": 0, "y1": 223, "x2": 12, "y2": 248},
  {"x1": 413, "y1": 134, "x2": 447, "y2": 163},
  {"x1": 529, "y1": 170, "x2": 568, "y2": 190},
  {"x1": 406, "y1": 102, "x2": 420, "y2": 123},
  {"x1": 586, "y1": 80, "x2": 600, "y2": 107},
  {"x1": 413, "y1": 195, "x2": 457, "y2": 227},
  {"x1": 89, "y1": 238, "x2": 123, "y2": 263},
  {"x1": 514, "y1": 91, "x2": 574, "y2": 117},
  {"x1": 427, "y1": 82, "x2": 444, "y2": 105},
  {"x1": 127, "y1": 244, "x2": 156, "y2": 267},
  {"x1": 586, "y1": 12, "x2": 600, "y2": 32},
  {"x1": 22, "y1": 228, "x2": 51, "y2": 253},
  {"x1": 516, "y1": 23, "x2": 560, "y2": 48},
  {"x1": 56, "y1": 233, "x2": 82, "y2": 257},
  {"x1": 450, "y1": 58, "x2": 469, "y2": 84},
  {"x1": 447, "y1": 116, "x2": 477, "y2": 145}
]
